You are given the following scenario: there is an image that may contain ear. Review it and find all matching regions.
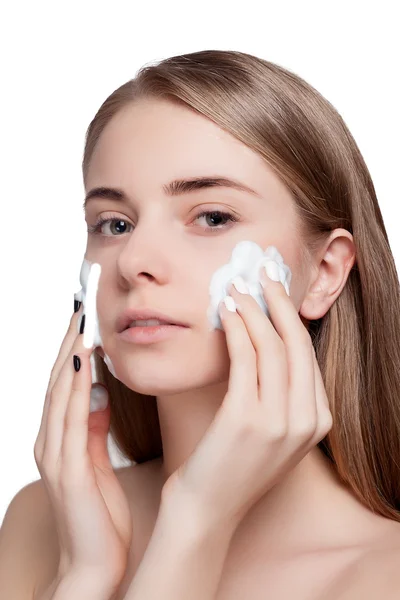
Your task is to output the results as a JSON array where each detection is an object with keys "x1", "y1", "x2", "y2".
[{"x1": 299, "y1": 229, "x2": 356, "y2": 322}]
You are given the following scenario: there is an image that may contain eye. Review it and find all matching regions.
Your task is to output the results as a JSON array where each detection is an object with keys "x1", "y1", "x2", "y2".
[
  {"x1": 87, "y1": 216, "x2": 132, "y2": 236},
  {"x1": 87, "y1": 209, "x2": 240, "y2": 237},
  {"x1": 193, "y1": 210, "x2": 239, "y2": 233}
]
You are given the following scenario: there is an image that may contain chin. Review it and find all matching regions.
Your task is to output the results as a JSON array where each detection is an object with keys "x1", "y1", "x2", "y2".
[
  {"x1": 115, "y1": 366, "x2": 229, "y2": 398},
  {"x1": 99, "y1": 336, "x2": 231, "y2": 395},
  {"x1": 124, "y1": 371, "x2": 195, "y2": 396}
]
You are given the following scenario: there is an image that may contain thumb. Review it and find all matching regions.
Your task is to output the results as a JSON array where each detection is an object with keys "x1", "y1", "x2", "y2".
[{"x1": 87, "y1": 384, "x2": 112, "y2": 471}]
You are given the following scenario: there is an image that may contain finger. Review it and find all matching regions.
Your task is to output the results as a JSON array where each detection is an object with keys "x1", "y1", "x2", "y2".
[
  {"x1": 62, "y1": 343, "x2": 96, "y2": 478},
  {"x1": 309, "y1": 346, "x2": 333, "y2": 444},
  {"x1": 48, "y1": 304, "x2": 85, "y2": 391},
  {"x1": 258, "y1": 264, "x2": 309, "y2": 352},
  {"x1": 258, "y1": 267, "x2": 318, "y2": 436},
  {"x1": 227, "y1": 277, "x2": 289, "y2": 431},
  {"x1": 35, "y1": 304, "x2": 84, "y2": 458},
  {"x1": 43, "y1": 263, "x2": 100, "y2": 471},
  {"x1": 42, "y1": 324, "x2": 93, "y2": 469},
  {"x1": 86, "y1": 385, "x2": 112, "y2": 471},
  {"x1": 218, "y1": 296, "x2": 258, "y2": 414}
]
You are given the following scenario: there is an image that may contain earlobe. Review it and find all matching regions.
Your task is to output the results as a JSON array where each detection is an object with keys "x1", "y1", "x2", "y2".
[
  {"x1": 299, "y1": 287, "x2": 332, "y2": 322},
  {"x1": 299, "y1": 261, "x2": 355, "y2": 321}
]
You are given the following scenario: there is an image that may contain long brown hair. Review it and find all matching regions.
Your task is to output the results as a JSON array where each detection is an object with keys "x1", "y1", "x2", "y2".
[{"x1": 82, "y1": 50, "x2": 400, "y2": 520}]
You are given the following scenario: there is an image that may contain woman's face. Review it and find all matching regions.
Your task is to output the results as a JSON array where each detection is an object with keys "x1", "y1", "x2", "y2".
[{"x1": 84, "y1": 98, "x2": 307, "y2": 396}]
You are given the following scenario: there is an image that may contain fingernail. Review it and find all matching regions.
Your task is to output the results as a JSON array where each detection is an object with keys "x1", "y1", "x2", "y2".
[
  {"x1": 264, "y1": 261, "x2": 280, "y2": 282},
  {"x1": 231, "y1": 275, "x2": 249, "y2": 294},
  {"x1": 224, "y1": 296, "x2": 237, "y2": 312},
  {"x1": 74, "y1": 299, "x2": 82, "y2": 313},
  {"x1": 73, "y1": 354, "x2": 81, "y2": 372},
  {"x1": 89, "y1": 385, "x2": 109, "y2": 412},
  {"x1": 79, "y1": 314, "x2": 86, "y2": 334}
]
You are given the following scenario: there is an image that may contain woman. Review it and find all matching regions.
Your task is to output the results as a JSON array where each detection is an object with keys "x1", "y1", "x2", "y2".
[{"x1": 2, "y1": 49, "x2": 400, "y2": 599}]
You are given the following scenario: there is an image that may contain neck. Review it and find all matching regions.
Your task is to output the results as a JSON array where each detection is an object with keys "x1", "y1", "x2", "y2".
[{"x1": 155, "y1": 387, "x2": 388, "y2": 558}]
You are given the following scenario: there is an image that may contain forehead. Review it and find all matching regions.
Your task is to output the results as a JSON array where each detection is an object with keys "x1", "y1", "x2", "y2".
[{"x1": 86, "y1": 98, "x2": 289, "y2": 201}]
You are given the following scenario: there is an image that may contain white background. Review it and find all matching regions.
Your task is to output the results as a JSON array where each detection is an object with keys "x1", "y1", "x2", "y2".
[{"x1": 1, "y1": 0, "x2": 399, "y2": 524}]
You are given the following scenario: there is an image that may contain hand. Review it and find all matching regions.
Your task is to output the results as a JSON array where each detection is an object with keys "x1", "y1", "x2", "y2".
[
  {"x1": 34, "y1": 304, "x2": 132, "y2": 591},
  {"x1": 163, "y1": 267, "x2": 333, "y2": 529}
]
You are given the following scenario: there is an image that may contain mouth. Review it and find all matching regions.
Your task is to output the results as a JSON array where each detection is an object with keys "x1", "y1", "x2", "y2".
[
  {"x1": 118, "y1": 322, "x2": 189, "y2": 345},
  {"x1": 125, "y1": 323, "x2": 185, "y2": 329},
  {"x1": 125, "y1": 320, "x2": 188, "y2": 329},
  {"x1": 117, "y1": 311, "x2": 190, "y2": 333}
]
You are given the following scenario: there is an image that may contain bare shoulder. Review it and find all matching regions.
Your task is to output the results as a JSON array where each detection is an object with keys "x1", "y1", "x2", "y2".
[
  {"x1": 0, "y1": 479, "x2": 60, "y2": 600},
  {"x1": 31, "y1": 458, "x2": 163, "y2": 599},
  {"x1": 325, "y1": 520, "x2": 400, "y2": 599},
  {"x1": 361, "y1": 526, "x2": 400, "y2": 596}
]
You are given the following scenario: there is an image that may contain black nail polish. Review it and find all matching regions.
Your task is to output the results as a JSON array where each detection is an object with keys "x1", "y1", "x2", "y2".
[
  {"x1": 79, "y1": 314, "x2": 86, "y2": 334},
  {"x1": 74, "y1": 299, "x2": 81, "y2": 313},
  {"x1": 73, "y1": 355, "x2": 81, "y2": 372}
]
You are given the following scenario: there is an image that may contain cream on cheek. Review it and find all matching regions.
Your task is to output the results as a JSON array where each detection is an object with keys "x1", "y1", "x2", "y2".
[
  {"x1": 207, "y1": 240, "x2": 292, "y2": 330},
  {"x1": 74, "y1": 240, "x2": 292, "y2": 383}
]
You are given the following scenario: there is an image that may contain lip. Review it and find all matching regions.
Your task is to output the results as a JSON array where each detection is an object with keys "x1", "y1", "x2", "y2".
[
  {"x1": 116, "y1": 308, "x2": 190, "y2": 333},
  {"x1": 118, "y1": 324, "x2": 188, "y2": 344}
]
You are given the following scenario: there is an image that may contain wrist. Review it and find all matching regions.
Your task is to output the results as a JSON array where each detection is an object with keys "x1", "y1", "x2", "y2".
[{"x1": 160, "y1": 478, "x2": 239, "y2": 542}]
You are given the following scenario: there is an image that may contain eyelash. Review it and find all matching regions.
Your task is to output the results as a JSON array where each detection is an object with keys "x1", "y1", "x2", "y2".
[{"x1": 87, "y1": 210, "x2": 239, "y2": 237}]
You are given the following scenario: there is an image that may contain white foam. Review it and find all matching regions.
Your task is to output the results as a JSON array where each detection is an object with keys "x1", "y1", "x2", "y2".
[
  {"x1": 74, "y1": 240, "x2": 292, "y2": 383},
  {"x1": 207, "y1": 241, "x2": 291, "y2": 331}
]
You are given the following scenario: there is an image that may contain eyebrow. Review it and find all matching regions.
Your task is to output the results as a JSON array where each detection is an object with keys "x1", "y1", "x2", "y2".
[{"x1": 82, "y1": 176, "x2": 262, "y2": 211}]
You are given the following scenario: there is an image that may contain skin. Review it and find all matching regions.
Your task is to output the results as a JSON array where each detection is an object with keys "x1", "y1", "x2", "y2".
[{"x1": 83, "y1": 97, "x2": 396, "y2": 571}]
